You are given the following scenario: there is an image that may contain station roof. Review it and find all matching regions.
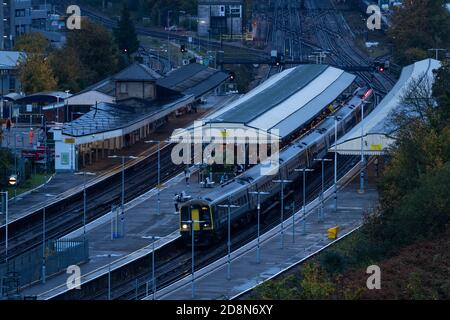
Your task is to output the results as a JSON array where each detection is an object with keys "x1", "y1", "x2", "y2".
[
  {"x1": 331, "y1": 58, "x2": 441, "y2": 155},
  {"x1": 113, "y1": 63, "x2": 162, "y2": 82},
  {"x1": 15, "y1": 91, "x2": 72, "y2": 104},
  {"x1": 205, "y1": 64, "x2": 356, "y2": 138},
  {"x1": 156, "y1": 63, "x2": 229, "y2": 98},
  {"x1": 0, "y1": 51, "x2": 25, "y2": 70},
  {"x1": 62, "y1": 95, "x2": 194, "y2": 140}
]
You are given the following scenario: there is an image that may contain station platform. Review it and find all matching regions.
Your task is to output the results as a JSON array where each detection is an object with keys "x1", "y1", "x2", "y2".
[
  {"x1": 22, "y1": 166, "x2": 230, "y2": 298},
  {"x1": 150, "y1": 168, "x2": 379, "y2": 300},
  {"x1": 4, "y1": 94, "x2": 239, "y2": 226}
]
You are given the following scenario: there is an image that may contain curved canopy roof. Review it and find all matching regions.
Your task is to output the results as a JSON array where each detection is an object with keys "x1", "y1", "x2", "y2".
[
  {"x1": 203, "y1": 64, "x2": 356, "y2": 139},
  {"x1": 331, "y1": 58, "x2": 442, "y2": 155}
]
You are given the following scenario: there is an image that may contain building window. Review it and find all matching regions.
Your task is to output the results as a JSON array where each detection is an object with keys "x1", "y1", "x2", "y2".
[
  {"x1": 15, "y1": 9, "x2": 25, "y2": 17},
  {"x1": 120, "y1": 83, "x2": 127, "y2": 94}
]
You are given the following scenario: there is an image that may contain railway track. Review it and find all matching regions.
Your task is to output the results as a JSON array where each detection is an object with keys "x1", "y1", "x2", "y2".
[
  {"x1": 51, "y1": 154, "x2": 359, "y2": 300},
  {"x1": 0, "y1": 144, "x2": 183, "y2": 261}
]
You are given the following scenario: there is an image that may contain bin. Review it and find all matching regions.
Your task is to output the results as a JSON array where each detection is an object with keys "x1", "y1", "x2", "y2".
[{"x1": 327, "y1": 226, "x2": 340, "y2": 240}]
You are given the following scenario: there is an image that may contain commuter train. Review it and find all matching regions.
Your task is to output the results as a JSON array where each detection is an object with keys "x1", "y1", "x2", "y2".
[{"x1": 179, "y1": 87, "x2": 373, "y2": 245}]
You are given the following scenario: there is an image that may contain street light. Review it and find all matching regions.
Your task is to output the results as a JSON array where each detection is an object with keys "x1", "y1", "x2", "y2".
[
  {"x1": 145, "y1": 235, "x2": 161, "y2": 300},
  {"x1": 313, "y1": 158, "x2": 332, "y2": 222},
  {"x1": 272, "y1": 180, "x2": 292, "y2": 248},
  {"x1": 108, "y1": 155, "x2": 138, "y2": 214},
  {"x1": 181, "y1": 218, "x2": 205, "y2": 299},
  {"x1": 360, "y1": 101, "x2": 367, "y2": 193},
  {"x1": 75, "y1": 171, "x2": 96, "y2": 237},
  {"x1": 295, "y1": 168, "x2": 314, "y2": 234},
  {"x1": 218, "y1": 201, "x2": 240, "y2": 280},
  {"x1": 145, "y1": 140, "x2": 170, "y2": 215},
  {"x1": 0, "y1": 192, "x2": 8, "y2": 266},
  {"x1": 328, "y1": 115, "x2": 342, "y2": 212},
  {"x1": 249, "y1": 191, "x2": 270, "y2": 264}
]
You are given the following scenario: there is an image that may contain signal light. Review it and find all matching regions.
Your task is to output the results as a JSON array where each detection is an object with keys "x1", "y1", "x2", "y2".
[
  {"x1": 180, "y1": 45, "x2": 187, "y2": 53},
  {"x1": 229, "y1": 71, "x2": 236, "y2": 81}
]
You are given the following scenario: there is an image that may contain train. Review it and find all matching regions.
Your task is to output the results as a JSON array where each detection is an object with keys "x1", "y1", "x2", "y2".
[{"x1": 179, "y1": 86, "x2": 374, "y2": 246}]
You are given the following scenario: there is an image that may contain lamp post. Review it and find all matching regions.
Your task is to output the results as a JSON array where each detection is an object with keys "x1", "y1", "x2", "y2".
[
  {"x1": 145, "y1": 235, "x2": 161, "y2": 300},
  {"x1": 218, "y1": 201, "x2": 240, "y2": 280},
  {"x1": 108, "y1": 254, "x2": 112, "y2": 300},
  {"x1": 167, "y1": 10, "x2": 173, "y2": 69},
  {"x1": 272, "y1": 180, "x2": 292, "y2": 248},
  {"x1": 181, "y1": 218, "x2": 205, "y2": 299},
  {"x1": 145, "y1": 140, "x2": 170, "y2": 215},
  {"x1": 249, "y1": 191, "x2": 270, "y2": 263},
  {"x1": 313, "y1": 158, "x2": 332, "y2": 222},
  {"x1": 0, "y1": 192, "x2": 8, "y2": 266},
  {"x1": 360, "y1": 101, "x2": 366, "y2": 193},
  {"x1": 108, "y1": 155, "x2": 139, "y2": 236},
  {"x1": 75, "y1": 171, "x2": 96, "y2": 237},
  {"x1": 295, "y1": 168, "x2": 314, "y2": 234},
  {"x1": 328, "y1": 115, "x2": 342, "y2": 212}
]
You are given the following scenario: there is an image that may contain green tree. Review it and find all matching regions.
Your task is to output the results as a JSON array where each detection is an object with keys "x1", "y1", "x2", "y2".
[
  {"x1": 66, "y1": 19, "x2": 120, "y2": 84},
  {"x1": 389, "y1": 0, "x2": 450, "y2": 64},
  {"x1": 114, "y1": 4, "x2": 140, "y2": 55},
  {"x1": 49, "y1": 47, "x2": 85, "y2": 92},
  {"x1": 14, "y1": 32, "x2": 50, "y2": 54},
  {"x1": 15, "y1": 33, "x2": 57, "y2": 94}
]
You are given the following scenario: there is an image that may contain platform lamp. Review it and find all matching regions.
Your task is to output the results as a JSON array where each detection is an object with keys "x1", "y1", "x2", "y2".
[
  {"x1": 313, "y1": 158, "x2": 332, "y2": 222},
  {"x1": 108, "y1": 155, "x2": 139, "y2": 234},
  {"x1": 145, "y1": 140, "x2": 171, "y2": 215},
  {"x1": 295, "y1": 168, "x2": 314, "y2": 234},
  {"x1": 272, "y1": 179, "x2": 292, "y2": 249},
  {"x1": 74, "y1": 171, "x2": 96, "y2": 237},
  {"x1": 218, "y1": 200, "x2": 240, "y2": 280},
  {"x1": 249, "y1": 191, "x2": 269, "y2": 264},
  {"x1": 181, "y1": 217, "x2": 205, "y2": 299}
]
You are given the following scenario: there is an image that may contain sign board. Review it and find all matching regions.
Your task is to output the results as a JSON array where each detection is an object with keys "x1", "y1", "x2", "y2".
[
  {"x1": 26, "y1": 104, "x2": 32, "y2": 112},
  {"x1": 64, "y1": 138, "x2": 76, "y2": 144},
  {"x1": 61, "y1": 152, "x2": 69, "y2": 165},
  {"x1": 370, "y1": 144, "x2": 383, "y2": 151},
  {"x1": 8, "y1": 175, "x2": 17, "y2": 186},
  {"x1": 188, "y1": 36, "x2": 192, "y2": 43}
]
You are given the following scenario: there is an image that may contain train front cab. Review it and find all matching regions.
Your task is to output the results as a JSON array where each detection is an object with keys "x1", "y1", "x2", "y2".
[{"x1": 180, "y1": 200, "x2": 215, "y2": 246}]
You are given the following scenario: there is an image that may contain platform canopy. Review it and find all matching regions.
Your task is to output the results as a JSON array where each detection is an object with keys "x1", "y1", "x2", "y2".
[
  {"x1": 200, "y1": 64, "x2": 356, "y2": 140},
  {"x1": 330, "y1": 58, "x2": 441, "y2": 156}
]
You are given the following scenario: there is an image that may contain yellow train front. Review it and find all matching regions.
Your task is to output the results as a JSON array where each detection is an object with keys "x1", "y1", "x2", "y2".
[{"x1": 179, "y1": 200, "x2": 217, "y2": 246}]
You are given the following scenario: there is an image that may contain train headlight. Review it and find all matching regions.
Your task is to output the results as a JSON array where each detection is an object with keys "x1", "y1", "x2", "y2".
[{"x1": 182, "y1": 224, "x2": 188, "y2": 230}]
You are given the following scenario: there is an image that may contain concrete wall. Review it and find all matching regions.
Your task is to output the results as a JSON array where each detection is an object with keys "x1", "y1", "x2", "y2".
[{"x1": 115, "y1": 81, "x2": 156, "y2": 101}]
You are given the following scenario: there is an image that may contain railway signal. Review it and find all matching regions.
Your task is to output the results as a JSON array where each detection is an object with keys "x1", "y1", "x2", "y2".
[
  {"x1": 228, "y1": 71, "x2": 236, "y2": 81},
  {"x1": 180, "y1": 44, "x2": 187, "y2": 53}
]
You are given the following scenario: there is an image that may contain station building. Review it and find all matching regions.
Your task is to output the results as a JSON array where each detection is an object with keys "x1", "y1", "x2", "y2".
[{"x1": 54, "y1": 62, "x2": 229, "y2": 172}]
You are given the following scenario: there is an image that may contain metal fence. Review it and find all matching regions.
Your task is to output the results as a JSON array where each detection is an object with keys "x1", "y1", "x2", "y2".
[{"x1": 0, "y1": 238, "x2": 89, "y2": 290}]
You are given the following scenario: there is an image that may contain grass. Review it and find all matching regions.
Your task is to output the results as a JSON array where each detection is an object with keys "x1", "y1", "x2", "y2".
[{"x1": 6, "y1": 174, "x2": 49, "y2": 199}]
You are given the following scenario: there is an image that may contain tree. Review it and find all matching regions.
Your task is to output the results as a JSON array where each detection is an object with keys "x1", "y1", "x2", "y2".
[
  {"x1": 15, "y1": 33, "x2": 57, "y2": 94},
  {"x1": 18, "y1": 55, "x2": 58, "y2": 94},
  {"x1": 49, "y1": 47, "x2": 85, "y2": 92},
  {"x1": 14, "y1": 32, "x2": 50, "y2": 54},
  {"x1": 389, "y1": 0, "x2": 450, "y2": 64},
  {"x1": 66, "y1": 19, "x2": 120, "y2": 84},
  {"x1": 114, "y1": 4, "x2": 140, "y2": 55}
]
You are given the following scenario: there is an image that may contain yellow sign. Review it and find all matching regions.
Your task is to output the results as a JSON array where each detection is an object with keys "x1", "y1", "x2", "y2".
[
  {"x1": 65, "y1": 138, "x2": 76, "y2": 144},
  {"x1": 220, "y1": 130, "x2": 229, "y2": 138},
  {"x1": 327, "y1": 226, "x2": 340, "y2": 240},
  {"x1": 370, "y1": 144, "x2": 383, "y2": 151}
]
